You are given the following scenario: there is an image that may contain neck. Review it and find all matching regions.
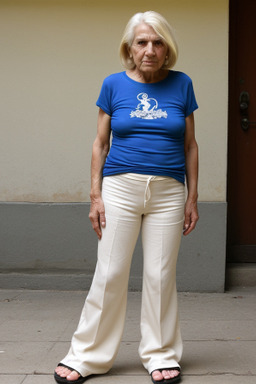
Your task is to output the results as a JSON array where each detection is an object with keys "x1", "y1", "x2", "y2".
[{"x1": 127, "y1": 68, "x2": 169, "y2": 83}]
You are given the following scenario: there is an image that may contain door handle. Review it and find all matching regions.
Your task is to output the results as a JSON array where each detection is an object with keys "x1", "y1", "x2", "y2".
[
  {"x1": 239, "y1": 91, "x2": 256, "y2": 131},
  {"x1": 239, "y1": 91, "x2": 249, "y2": 111}
]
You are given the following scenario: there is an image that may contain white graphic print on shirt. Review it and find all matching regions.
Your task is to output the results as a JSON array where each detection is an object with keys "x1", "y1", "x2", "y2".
[{"x1": 130, "y1": 93, "x2": 167, "y2": 120}]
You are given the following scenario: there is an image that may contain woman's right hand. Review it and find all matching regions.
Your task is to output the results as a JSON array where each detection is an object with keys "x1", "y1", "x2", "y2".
[
  {"x1": 89, "y1": 196, "x2": 106, "y2": 240},
  {"x1": 89, "y1": 108, "x2": 111, "y2": 240}
]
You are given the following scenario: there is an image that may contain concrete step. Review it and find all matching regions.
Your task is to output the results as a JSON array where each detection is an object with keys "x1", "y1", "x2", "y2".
[{"x1": 226, "y1": 263, "x2": 256, "y2": 288}]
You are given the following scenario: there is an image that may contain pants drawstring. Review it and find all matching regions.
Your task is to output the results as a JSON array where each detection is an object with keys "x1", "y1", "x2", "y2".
[{"x1": 144, "y1": 176, "x2": 156, "y2": 207}]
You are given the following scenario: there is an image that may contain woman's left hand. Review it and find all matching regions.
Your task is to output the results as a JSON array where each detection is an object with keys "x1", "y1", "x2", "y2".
[
  {"x1": 183, "y1": 113, "x2": 199, "y2": 236},
  {"x1": 183, "y1": 198, "x2": 199, "y2": 236}
]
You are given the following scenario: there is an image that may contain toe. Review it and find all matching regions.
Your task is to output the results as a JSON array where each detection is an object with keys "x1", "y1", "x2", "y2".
[
  {"x1": 55, "y1": 366, "x2": 81, "y2": 381},
  {"x1": 66, "y1": 370, "x2": 81, "y2": 381},
  {"x1": 162, "y1": 369, "x2": 180, "y2": 379},
  {"x1": 55, "y1": 367, "x2": 71, "y2": 377},
  {"x1": 152, "y1": 370, "x2": 164, "y2": 381}
]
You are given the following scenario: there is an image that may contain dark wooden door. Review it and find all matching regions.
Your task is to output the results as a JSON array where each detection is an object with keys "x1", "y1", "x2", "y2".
[{"x1": 227, "y1": 0, "x2": 256, "y2": 262}]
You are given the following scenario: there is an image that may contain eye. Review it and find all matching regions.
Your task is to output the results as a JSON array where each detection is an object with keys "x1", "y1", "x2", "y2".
[
  {"x1": 137, "y1": 40, "x2": 146, "y2": 46},
  {"x1": 154, "y1": 40, "x2": 164, "y2": 46}
]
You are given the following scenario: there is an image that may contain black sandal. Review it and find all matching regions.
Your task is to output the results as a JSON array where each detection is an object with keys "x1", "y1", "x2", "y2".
[
  {"x1": 151, "y1": 367, "x2": 181, "y2": 384},
  {"x1": 54, "y1": 363, "x2": 88, "y2": 384}
]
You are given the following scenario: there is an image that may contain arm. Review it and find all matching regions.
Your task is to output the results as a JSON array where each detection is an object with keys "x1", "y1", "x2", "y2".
[
  {"x1": 183, "y1": 112, "x2": 199, "y2": 236},
  {"x1": 89, "y1": 108, "x2": 111, "y2": 239}
]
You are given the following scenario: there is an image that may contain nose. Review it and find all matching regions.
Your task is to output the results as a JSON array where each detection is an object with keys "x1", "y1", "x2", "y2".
[{"x1": 146, "y1": 42, "x2": 155, "y2": 56}]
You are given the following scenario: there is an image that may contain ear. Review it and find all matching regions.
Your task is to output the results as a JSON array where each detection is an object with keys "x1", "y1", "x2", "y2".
[{"x1": 164, "y1": 48, "x2": 170, "y2": 65}]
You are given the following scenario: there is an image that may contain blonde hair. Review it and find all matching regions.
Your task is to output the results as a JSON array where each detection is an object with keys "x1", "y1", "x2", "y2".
[{"x1": 119, "y1": 11, "x2": 178, "y2": 70}]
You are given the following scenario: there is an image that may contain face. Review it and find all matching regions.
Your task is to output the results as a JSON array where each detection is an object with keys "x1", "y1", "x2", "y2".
[{"x1": 129, "y1": 23, "x2": 168, "y2": 75}]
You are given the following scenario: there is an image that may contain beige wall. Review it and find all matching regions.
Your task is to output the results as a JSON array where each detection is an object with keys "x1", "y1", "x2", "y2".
[{"x1": 0, "y1": 0, "x2": 228, "y2": 203}]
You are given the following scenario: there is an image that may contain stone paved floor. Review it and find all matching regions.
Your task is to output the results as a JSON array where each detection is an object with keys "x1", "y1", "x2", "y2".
[{"x1": 0, "y1": 288, "x2": 255, "y2": 383}]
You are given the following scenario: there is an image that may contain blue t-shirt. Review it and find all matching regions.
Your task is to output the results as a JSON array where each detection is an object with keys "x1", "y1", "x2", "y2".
[{"x1": 96, "y1": 70, "x2": 198, "y2": 184}]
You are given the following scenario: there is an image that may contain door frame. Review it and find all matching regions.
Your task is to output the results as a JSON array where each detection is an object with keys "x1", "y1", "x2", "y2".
[{"x1": 227, "y1": 0, "x2": 255, "y2": 263}]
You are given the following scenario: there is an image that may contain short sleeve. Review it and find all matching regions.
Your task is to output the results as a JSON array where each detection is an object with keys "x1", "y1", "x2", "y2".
[
  {"x1": 96, "y1": 77, "x2": 112, "y2": 116},
  {"x1": 185, "y1": 79, "x2": 198, "y2": 117}
]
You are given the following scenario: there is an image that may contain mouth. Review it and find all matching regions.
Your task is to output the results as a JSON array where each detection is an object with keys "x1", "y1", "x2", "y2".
[{"x1": 142, "y1": 61, "x2": 157, "y2": 65}]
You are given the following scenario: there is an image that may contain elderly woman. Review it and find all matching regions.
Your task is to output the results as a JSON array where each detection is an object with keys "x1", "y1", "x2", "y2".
[{"x1": 55, "y1": 10, "x2": 198, "y2": 384}]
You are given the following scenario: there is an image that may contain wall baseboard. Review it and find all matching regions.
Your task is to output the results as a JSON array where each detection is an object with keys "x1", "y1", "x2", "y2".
[{"x1": 0, "y1": 202, "x2": 227, "y2": 292}]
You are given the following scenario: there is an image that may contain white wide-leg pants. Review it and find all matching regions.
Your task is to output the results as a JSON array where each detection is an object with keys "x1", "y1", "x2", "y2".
[{"x1": 61, "y1": 173, "x2": 185, "y2": 377}]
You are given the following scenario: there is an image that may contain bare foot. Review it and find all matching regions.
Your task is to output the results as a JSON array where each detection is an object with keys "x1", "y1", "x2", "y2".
[
  {"x1": 152, "y1": 368, "x2": 180, "y2": 381},
  {"x1": 55, "y1": 365, "x2": 81, "y2": 381}
]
